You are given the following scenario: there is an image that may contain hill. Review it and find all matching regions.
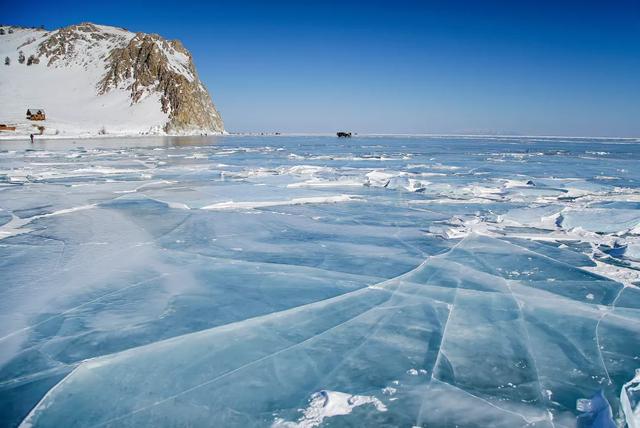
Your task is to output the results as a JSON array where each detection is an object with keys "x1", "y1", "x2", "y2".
[{"x1": 0, "y1": 23, "x2": 224, "y2": 137}]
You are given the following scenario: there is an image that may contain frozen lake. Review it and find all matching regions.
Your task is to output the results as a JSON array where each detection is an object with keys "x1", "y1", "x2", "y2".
[{"x1": 0, "y1": 135, "x2": 639, "y2": 427}]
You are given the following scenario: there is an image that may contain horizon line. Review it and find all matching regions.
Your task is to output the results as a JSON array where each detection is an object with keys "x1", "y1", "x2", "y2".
[{"x1": 229, "y1": 132, "x2": 640, "y2": 140}]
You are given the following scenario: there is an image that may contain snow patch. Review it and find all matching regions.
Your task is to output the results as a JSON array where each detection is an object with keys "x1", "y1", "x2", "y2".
[{"x1": 273, "y1": 390, "x2": 387, "y2": 428}]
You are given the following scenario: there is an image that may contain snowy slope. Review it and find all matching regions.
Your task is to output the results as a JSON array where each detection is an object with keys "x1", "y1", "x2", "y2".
[{"x1": 0, "y1": 24, "x2": 224, "y2": 138}]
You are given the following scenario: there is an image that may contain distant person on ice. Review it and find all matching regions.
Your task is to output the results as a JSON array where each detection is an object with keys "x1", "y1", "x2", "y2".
[{"x1": 30, "y1": 134, "x2": 34, "y2": 143}]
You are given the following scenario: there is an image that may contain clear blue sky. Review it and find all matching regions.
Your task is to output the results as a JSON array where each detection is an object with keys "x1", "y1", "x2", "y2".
[{"x1": 5, "y1": 0, "x2": 640, "y2": 136}]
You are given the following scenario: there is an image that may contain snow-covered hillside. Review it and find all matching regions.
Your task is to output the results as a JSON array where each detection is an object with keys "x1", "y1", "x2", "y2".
[{"x1": 0, "y1": 23, "x2": 224, "y2": 138}]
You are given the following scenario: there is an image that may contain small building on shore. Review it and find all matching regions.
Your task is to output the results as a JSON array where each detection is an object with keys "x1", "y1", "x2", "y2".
[{"x1": 26, "y1": 109, "x2": 46, "y2": 121}]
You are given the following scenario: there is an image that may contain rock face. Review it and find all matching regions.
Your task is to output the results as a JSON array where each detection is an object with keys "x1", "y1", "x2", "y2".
[
  {"x1": 0, "y1": 23, "x2": 224, "y2": 136},
  {"x1": 98, "y1": 32, "x2": 224, "y2": 134},
  {"x1": 37, "y1": 23, "x2": 120, "y2": 67}
]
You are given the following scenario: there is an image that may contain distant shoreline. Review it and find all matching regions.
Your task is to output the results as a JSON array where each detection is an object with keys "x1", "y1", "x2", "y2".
[
  {"x1": 0, "y1": 132, "x2": 637, "y2": 142},
  {"x1": 233, "y1": 132, "x2": 640, "y2": 140}
]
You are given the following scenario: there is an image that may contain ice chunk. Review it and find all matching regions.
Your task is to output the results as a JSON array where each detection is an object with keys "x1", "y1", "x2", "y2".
[
  {"x1": 625, "y1": 244, "x2": 640, "y2": 262},
  {"x1": 561, "y1": 208, "x2": 640, "y2": 234},
  {"x1": 365, "y1": 170, "x2": 394, "y2": 187},
  {"x1": 499, "y1": 205, "x2": 563, "y2": 229},
  {"x1": 621, "y1": 369, "x2": 640, "y2": 428},
  {"x1": 576, "y1": 390, "x2": 615, "y2": 428}
]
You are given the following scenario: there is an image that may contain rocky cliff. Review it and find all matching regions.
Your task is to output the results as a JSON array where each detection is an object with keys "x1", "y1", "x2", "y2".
[
  {"x1": 98, "y1": 32, "x2": 223, "y2": 134},
  {"x1": 0, "y1": 23, "x2": 224, "y2": 136}
]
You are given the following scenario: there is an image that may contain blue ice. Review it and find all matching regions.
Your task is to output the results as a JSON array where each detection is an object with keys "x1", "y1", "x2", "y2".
[{"x1": 0, "y1": 135, "x2": 639, "y2": 427}]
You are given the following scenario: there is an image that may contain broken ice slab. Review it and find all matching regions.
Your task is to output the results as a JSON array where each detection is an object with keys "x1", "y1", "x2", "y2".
[
  {"x1": 621, "y1": 369, "x2": 640, "y2": 428},
  {"x1": 561, "y1": 208, "x2": 640, "y2": 234},
  {"x1": 576, "y1": 390, "x2": 616, "y2": 428}
]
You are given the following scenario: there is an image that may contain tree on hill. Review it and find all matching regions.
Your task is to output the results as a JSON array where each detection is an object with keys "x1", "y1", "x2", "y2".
[
  {"x1": 18, "y1": 51, "x2": 25, "y2": 64},
  {"x1": 26, "y1": 54, "x2": 39, "y2": 66}
]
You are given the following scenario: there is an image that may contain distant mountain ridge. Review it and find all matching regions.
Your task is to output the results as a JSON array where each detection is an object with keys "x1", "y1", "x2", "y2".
[{"x1": 0, "y1": 23, "x2": 224, "y2": 137}]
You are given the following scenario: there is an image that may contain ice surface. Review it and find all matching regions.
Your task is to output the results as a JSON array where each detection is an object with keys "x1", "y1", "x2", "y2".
[{"x1": 0, "y1": 135, "x2": 639, "y2": 427}]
